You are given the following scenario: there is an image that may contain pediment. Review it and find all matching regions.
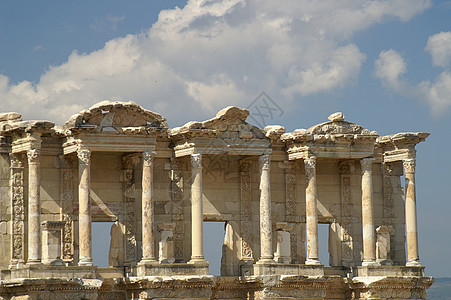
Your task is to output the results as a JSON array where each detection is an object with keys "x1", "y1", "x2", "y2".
[
  {"x1": 170, "y1": 106, "x2": 266, "y2": 140},
  {"x1": 63, "y1": 101, "x2": 167, "y2": 131}
]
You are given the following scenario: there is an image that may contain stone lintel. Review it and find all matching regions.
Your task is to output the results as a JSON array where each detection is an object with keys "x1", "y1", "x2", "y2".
[
  {"x1": 242, "y1": 263, "x2": 324, "y2": 276},
  {"x1": 352, "y1": 265, "x2": 425, "y2": 277},
  {"x1": 135, "y1": 263, "x2": 210, "y2": 277},
  {"x1": 173, "y1": 138, "x2": 271, "y2": 157},
  {"x1": 41, "y1": 221, "x2": 65, "y2": 231},
  {"x1": 274, "y1": 222, "x2": 293, "y2": 232}
]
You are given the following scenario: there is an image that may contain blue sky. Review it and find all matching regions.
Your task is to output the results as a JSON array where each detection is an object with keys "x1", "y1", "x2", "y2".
[{"x1": 1, "y1": 0, "x2": 450, "y2": 277}]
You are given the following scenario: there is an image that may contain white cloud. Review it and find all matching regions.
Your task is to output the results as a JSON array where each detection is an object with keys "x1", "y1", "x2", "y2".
[
  {"x1": 374, "y1": 49, "x2": 407, "y2": 92},
  {"x1": 425, "y1": 31, "x2": 451, "y2": 67},
  {"x1": 374, "y1": 46, "x2": 451, "y2": 117},
  {"x1": 0, "y1": 0, "x2": 431, "y2": 125}
]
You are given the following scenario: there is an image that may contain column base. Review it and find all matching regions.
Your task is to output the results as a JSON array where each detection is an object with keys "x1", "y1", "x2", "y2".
[
  {"x1": 362, "y1": 259, "x2": 379, "y2": 266},
  {"x1": 257, "y1": 257, "x2": 275, "y2": 264},
  {"x1": 138, "y1": 258, "x2": 158, "y2": 265},
  {"x1": 406, "y1": 259, "x2": 422, "y2": 267},
  {"x1": 188, "y1": 258, "x2": 209, "y2": 266},
  {"x1": 78, "y1": 258, "x2": 93, "y2": 266},
  {"x1": 305, "y1": 258, "x2": 321, "y2": 265},
  {"x1": 26, "y1": 259, "x2": 41, "y2": 265}
]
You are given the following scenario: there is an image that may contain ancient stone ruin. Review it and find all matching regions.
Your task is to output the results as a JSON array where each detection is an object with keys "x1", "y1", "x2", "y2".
[{"x1": 0, "y1": 101, "x2": 433, "y2": 299}]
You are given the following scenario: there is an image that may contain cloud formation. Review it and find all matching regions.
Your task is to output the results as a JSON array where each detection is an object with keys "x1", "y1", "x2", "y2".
[
  {"x1": 374, "y1": 32, "x2": 451, "y2": 116},
  {"x1": 0, "y1": 0, "x2": 431, "y2": 125}
]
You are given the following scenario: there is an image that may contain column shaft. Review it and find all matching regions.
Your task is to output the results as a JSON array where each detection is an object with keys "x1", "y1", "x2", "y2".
[
  {"x1": 404, "y1": 159, "x2": 421, "y2": 266},
  {"x1": 27, "y1": 149, "x2": 41, "y2": 264},
  {"x1": 361, "y1": 157, "x2": 377, "y2": 265},
  {"x1": 304, "y1": 157, "x2": 320, "y2": 265},
  {"x1": 258, "y1": 154, "x2": 273, "y2": 262},
  {"x1": 190, "y1": 154, "x2": 205, "y2": 262},
  {"x1": 141, "y1": 151, "x2": 156, "y2": 263},
  {"x1": 78, "y1": 148, "x2": 92, "y2": 266}
]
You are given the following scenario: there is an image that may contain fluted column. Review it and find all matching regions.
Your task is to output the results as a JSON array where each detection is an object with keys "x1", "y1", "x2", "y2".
[
  {"x1": 258, "y1": 154, "x2": 273, "y2": 263},
  {"x1": 141, "y1": 150, "x2": 157, "y2": 263},
  {"x1": 77, "y1": 148, "x2": 92, "y2": 266},
  {"x1": 403, "y1": 159, "x2": 422, "y2": 266},
  {"x1": 27, "y1": 149, "x2": 41, "y2": 264},
  {"x1": 189, "y1": 153, "x2": 205, "y2": 263},
  {"x1": 361, "y1": 157, "x2": 377, "y2": 266},
  {"x1": 304, "y1": 157, "x2": 320, "y2": 265}
]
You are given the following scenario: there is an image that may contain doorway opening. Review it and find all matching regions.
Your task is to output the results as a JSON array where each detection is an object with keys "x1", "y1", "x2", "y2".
[
  {"x1": 203, "y1": 221, "x2": 225, "y2": 276},
  {"x1": 92, "y1": 222, "x2": 112, "y2": 267}
]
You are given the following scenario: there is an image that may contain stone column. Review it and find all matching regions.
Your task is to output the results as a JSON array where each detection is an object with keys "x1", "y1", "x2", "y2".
[
  {"x1": 361, "y1": 157, "x2": 377, "y2": 266},
  {"x1": 258, "y1": 154, "x2": 273, "y2": 263},
  {"x1": 27, "y1": 149, "x2": 41, "y2": 264},
  {"x1": 403, "y1": 159, "x2": 422, "y2": 266},
  {"x1": 141, "y1": 150, "x2": 157, "y2": 263},
  {"x1": 77, "y1": 148, "x2": 92, "y2": 266},
  {"x1": 189, "y1": 153, "x2": 205, "y2": 263},
  {"x1": 304, "y1": 157, "x2": 320, "y2": 265}
]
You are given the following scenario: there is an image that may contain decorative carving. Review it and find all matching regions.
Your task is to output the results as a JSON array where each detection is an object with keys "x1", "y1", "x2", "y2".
[
  {"x1": 60, "y1": 155, "x2": 75, "y2": 261},
  {"x1": 403, "y1": 158, "x2": 416, "y2": 174},
  {"x1": 190, "y1": 153, "x2": 202, "y2": 169},
  {"x1": 340, "y1": 165, "x2": 354, "y2": 265},
  {"x1": 304, "y1": 157, "x2": 316, "y2": 180},
  {"x1": 382, "y1": 163, "x2": 395, "y2": 224},
  {"x1": 240, "y1": 159, "x2": 253, "y2": 261},
  {"x1": 339, "y1": 161, "x2": 354, "y2": 175},
  {"x1": 10, "y1": 153, "x2": 25, "y2": 265},
  {"x1": 26, "y1": 149, "x2": 40, "y2": 164},
  {"x1": 143, "y1": 151, "x2": 156, "y2": 167},
  {"x1": 171, "y1": 158, "x2": 185, "y2": 261},
  {"x1": 309, "y1": 121, "x2": 369, "y2": 135},
  {"x1": 77, "y1": 148, "x2": 91, "y2": 165},
  {"x1": 259, "y1": 154, "x2": 270, "y2": 171},
  {"x1": 361, "y1": 157, "x2": 374, "y2": 174},
  {"x1": 122, "y1": 156, "x2": 137, "y2": 263}
]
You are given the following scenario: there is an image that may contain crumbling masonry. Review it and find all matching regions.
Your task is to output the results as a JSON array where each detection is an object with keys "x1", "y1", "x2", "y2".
[{"x1": 0, "y1": 101, "x2": 433, "y2": 299}]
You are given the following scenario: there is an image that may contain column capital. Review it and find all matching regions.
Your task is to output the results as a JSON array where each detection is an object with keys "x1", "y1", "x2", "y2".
[
  {"x1": 259, "y1": 154, "x2": 270, "y2": 171},
  {"x1": 77, "y1": 148, "x2": 91, "y2": 165},
  {"x1": 304, "y1": 156, "x2": 317, "y2": 168},
  {"x1": 142, "y1": 150, "x2": 156, "y2": 167},
  {"x1": 27, "y1": 149, "x2": 41, "y2": 164},
  {"x1": 403, "y1": 158, "x2": 416, "y2": 174},
  {"x1": 361, "y1": 157, "x2": 375, "y2": 173},
  {"x1": 191, "y1": 153, "x2": 202, "y2": 169}
]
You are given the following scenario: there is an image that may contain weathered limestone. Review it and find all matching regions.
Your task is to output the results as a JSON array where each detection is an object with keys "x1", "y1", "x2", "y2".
[
  {"x1": 0, "y1": 104, "x2": 433, "y2": 299},
  {"x1": 27, "y1": 149, "x2": 41, "y2": 264},
  {"x1": 361, "y1": 157, "x2": 377, "y2": 266},
  {"x1": 304, "y1": 156, "x2": 320, "y2": 265},
  {"x1": 376, "y1": 225, "x2": 393, "y2": 266},
  {"x1": 77, "y1": 148, "x2": 92, "y2": 266},
  {"x1": 403, "y1": 158, "x2": 422, "y2": 266},
  {"x1": 41, "y1": 221, "x2": 64, "y2": 266},
  {"x1": 274, "y1": 222, "x2": 292, "y2": 264},
  {"x1": 140, "y1": 150, "x2": 157, "y2": 264},
  {"x1": 189, "y1": 153, "x2": 205, "y2": 263},
  {"x1": 258, "y1": 154, "x2": 273, "y2": 263},
  {"x1": 158, "y1": 223, "x2": 175, "y2": 264}
]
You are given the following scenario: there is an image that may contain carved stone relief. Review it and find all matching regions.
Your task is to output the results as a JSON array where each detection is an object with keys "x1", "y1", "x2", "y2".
[
  {"x1": 122, "y1": 155, "x2": 139, "y2": 264},
  {"x1": 339, "y1": 160, "x2": 354, "y2": 266},
  {"x1": 239, "y1": 159, "x2": 253, "y2": 262},
  {"x1": 60, "y1": 155, "x2": 76, "y2": 262},
  {"x1": 10, "y1": 153, "x2": 25, "y2": 266},
  {"x1": 170, "y1": 157, "x2": 186, "y2": 262}
]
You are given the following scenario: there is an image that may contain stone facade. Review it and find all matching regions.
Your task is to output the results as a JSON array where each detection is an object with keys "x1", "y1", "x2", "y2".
[{"x1": 0, "y1": 101, "x2": 433, "y2": 299}]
